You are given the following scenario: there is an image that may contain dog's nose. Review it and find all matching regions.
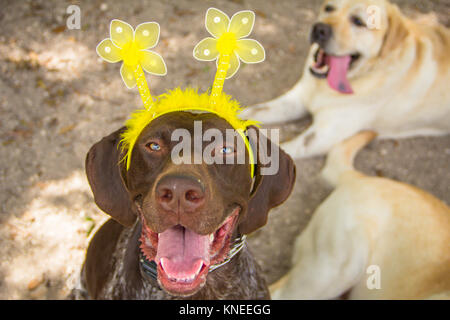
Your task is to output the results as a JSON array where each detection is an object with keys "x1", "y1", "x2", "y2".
[
  {"x1": 311, "y1": 23, "x2": 333, "y2": 45},
  {"x1": 156, "y1": 175, "x2": 205, "y2": 213}
]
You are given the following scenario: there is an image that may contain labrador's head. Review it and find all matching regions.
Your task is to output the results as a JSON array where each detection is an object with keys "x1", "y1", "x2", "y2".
[
  {"x1": 86, "y1": 111, "x2": 295, "y2": 297},
  {"x1": 308, "y1": 0, "x2": 408, "y2": 93}
]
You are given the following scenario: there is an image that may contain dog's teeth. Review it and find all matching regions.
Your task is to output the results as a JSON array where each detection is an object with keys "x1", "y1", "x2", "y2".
[
  {"x1": 161, "y1": 258, "x2": 204, "y2": 283},
  {"x1": 195, "y1": 262, "x2": 203, "y2": 276},
  {"x1": 210, "y1": 234, "x2": 214, "y2": 243},
  {"x1": 176, "y1": 274, "x2": 196, "y2": 283}
]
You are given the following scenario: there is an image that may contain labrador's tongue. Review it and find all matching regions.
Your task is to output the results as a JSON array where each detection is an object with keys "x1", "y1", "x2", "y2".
[
  {"x1": 326, "y1": 55, "x2": 353, "y2": 94},
  {"x1": 156, "y1": 225, "x2": 210, "y2": 278}
]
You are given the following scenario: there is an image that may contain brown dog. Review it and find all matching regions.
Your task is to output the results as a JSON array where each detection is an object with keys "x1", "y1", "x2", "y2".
[{"x1": 81, "y1": 112, "x2": 295, "y2": 299}]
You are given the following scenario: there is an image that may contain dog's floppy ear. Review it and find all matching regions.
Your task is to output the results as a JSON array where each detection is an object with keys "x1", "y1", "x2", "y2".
[
  {"x1": 380, "y1": 4, "x2": 409, "y2": 57},
  {"x1": 238, "y1": 126, "x2": 296, "y2": 234},
  {"x1": 85, "y1": 127, "x2": 136, "y2": 226}
]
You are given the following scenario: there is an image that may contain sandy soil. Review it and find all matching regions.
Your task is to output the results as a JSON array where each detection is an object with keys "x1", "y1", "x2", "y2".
[{"x1": 0, "y1": 0, "x2": 449, "y2": 299}]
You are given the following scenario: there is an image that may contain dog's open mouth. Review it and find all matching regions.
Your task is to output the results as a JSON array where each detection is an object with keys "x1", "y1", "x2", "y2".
[
  {"x1": 310, "y1": 47, "x2": 360, "y2": 94},
  {"x1": 139, "y1": 207, "x2": 240, "y2": 296}
]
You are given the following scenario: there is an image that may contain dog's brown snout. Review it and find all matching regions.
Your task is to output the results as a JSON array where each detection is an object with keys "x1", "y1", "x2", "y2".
[
  {"x1": 156, "y1": 175, "x2": 205, "y2": 213},
  {"x1": 311, "y1": 23, "x2": 332, "y2": 46}
]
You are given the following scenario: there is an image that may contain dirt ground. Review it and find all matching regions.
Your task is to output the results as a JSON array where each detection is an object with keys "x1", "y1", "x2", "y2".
[{"x1": 0, "y1": 0, "x2": 449, "y2": 299}]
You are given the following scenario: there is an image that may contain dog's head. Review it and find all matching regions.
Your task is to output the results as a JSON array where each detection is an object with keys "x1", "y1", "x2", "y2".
[
  {"x1": 85, "y1": 111, "x2": 295, "y2": 297},
  {"x1": 308, "y1": 0, "x2": 408, "y2": 93}
]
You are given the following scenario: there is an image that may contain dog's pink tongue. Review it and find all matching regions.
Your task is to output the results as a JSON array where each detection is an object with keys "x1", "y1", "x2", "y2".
[
  {"x1": 156, "y1": 225, "x2": 210, "y2": 278},
  {"x1": 326, "y1": 55, "x2": 353, "y2": 94}
]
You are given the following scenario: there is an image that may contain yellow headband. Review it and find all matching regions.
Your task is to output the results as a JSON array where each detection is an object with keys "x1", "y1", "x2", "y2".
[
  {"x1": 96, "y1": 8, "x2": 265, "y2": 178},
  {"x1": 119, "y1": 88, "x2": 258, "y2": 176}
]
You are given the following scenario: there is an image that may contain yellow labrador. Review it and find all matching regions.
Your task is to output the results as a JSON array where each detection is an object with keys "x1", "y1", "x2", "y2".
[
  {"x1": 271, "y1": 131, "x2": 450, "y2": 299},
  {"x1": 243, "y1": 0, "x2": 450, "y2": 158}
]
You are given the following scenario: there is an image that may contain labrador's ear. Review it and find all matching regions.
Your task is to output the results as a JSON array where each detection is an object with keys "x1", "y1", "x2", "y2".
[
  {"x1": 238, "y1": 126, "x2": 296, "y2": 234},
  {"x1": 85, "y1": 127, "x2": 136, "y2": 226},
  {"x1": 380, "y1": 3, "x2": 409, "y2": 57}
]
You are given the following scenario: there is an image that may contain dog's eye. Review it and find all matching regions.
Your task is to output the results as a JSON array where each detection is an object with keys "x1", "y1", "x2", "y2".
[
  {"x1": 324, "y1": 5, "x2": 335, "y2": 12},
  {"x1": 220, "y1": 146, "x2": 234, "y2": 154},
  {"x1": 350, "y1": 15, "x2": 366, "y2": 27},
  {"x1": 146, "y1": 142, "x2": 161, "y2": 151}
]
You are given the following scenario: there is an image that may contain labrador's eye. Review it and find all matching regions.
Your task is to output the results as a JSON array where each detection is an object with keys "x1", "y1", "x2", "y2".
[
  {"x1": 324, "y1": 5, "x2": 335, "y2": 12},
  {"x1": 351, "y1": 15, "x2": 366, "y2": 27},
  {"x1": 220, "y1": 146, "x2": 234, "y2": 154},
  {"x1": 146, "y1": 142, "x2": 161, "y2": 151}
]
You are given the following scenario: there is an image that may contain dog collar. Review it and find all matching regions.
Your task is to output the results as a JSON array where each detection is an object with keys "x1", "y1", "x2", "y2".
[{"x1": 139, "y1": 234, "x2": 247, "y2": 282}]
